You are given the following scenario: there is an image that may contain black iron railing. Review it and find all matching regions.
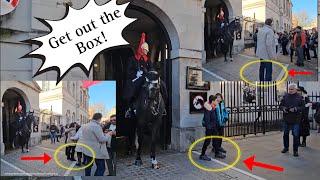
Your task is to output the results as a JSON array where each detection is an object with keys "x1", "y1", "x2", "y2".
[{"x1": 220, "y1": 81, "x2": 283, "y2": 137}]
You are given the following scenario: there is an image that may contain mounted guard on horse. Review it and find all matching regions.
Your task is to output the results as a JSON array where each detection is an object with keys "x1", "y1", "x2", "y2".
[
  {"x1": 210, "y1": 6, "x2": 242, "y2": 62},
  {"x1": 13, "y1": 101, "x2": 36, "y2": 153},
  {"x1": 124, "y1": 33, "x2": 167, "y2": 169}
]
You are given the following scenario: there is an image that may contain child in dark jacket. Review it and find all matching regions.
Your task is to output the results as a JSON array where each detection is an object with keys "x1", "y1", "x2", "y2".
[{"x1": 200, "y1": 95, "x2": 226, "y2": 161}]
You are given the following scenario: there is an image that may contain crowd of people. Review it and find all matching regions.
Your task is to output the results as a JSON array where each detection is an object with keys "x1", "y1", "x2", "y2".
[
  {"x1": 254, "y1": 18, "x2": 318, "y2": 81},
  {"x1": 199, "y1": 86, "x2": 320, "y2": 160},
  {"x1": 48, "y1": 113, "x2": 116, "y2": 176}
]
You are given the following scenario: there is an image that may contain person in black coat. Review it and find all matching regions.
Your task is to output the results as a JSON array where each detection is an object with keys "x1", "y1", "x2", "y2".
[
  {"x1": 103, "y1": 114, "x2": 116, "y2": 176},
  {"x1": 279, "y1": 84, "x2": 305, "y2": 157},
  {"x1": 200, "y1": 95, "x2": 226, "y2": 161},
  {"x1": 311, "y1": 102, "x2": 320, "y2": 133},
  {"x1": 281, "y1": 32, "x2": 289, "y2": 55},
  {"x1": 297, "y1": 87, "x2": 311, "y2": 147}
]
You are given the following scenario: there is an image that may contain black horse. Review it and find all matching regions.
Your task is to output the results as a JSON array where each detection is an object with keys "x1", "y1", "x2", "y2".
[
  {"x1": 133, "y1": 71, "x2": 166, "y2": 169},
  {"x1": 14, "y1": 111, "x2": 36, "y2": 153},
  {"x1": 213, "y1": 18, "x2": 242, "y2": 62}
]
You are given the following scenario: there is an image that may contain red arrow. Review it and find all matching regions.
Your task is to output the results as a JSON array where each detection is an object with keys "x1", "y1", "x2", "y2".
[
  {"x1": 243, "y1": 155, "x2": 284, "y2": 172},
  {"x1": 20, "y1": 153, "x2": 52, "y2": 164},
  {"x1": 288, "y1": 69, "x2": 313, "y2": 77}
]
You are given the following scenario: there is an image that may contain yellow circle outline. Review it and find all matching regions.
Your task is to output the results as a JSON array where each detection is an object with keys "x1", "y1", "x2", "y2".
[
  {"x1": 53, "y1": 143, "x2": 96, "y2": 171},
  {"x1": 239, "y1": 60, "x2": 288, "y2": 87},
  {"x1": 188, "y1": 136, "x2": 241, "y2": 172}
]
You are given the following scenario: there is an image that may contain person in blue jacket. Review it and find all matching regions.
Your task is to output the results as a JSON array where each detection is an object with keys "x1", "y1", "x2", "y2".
[
  {"x1": 212, "y1": 93, "x2": 229, "y2": 154},
  {"x1": 200, "y1": 95, "x2": 226, "y2": 161}
]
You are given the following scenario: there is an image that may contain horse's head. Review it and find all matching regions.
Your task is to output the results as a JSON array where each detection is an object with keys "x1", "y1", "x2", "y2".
[
  {"x1": 26, "y1": 110, "x2": 37, "y2": 127},
  {"x1": 229, "y1": 17, "x2": 242, "y2": 33},
  {"x1": 234, "y1": 17, "x2": 242, "y2": 32},
  {"x1": 144, "y1": 71, "x2": 161, "y2": 99}
]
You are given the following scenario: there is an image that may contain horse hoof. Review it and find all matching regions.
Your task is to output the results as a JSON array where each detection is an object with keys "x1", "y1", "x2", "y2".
[
  {"x1": 152, "y1": 163, "x2": 160, "y2": 169},
  {"x1": 135, "y1": 160, "x2": 143, "y2": 166}
]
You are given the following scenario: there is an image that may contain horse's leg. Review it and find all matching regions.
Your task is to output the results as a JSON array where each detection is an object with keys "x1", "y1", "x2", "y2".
[
  {"x1": 230, "y1": 41, "x2": 234, "y2": 61},
  {"x1": 224, "y1": 50, "x2": 228, "y2": 62},
  {"x1": 134, "y1": 126, "x2": 143, "y2": 166},
  {"x1": 20, "y1": 136, "x2": 25, "y2": 153},
  {"x1": 26, "y1": 136, "x2": 30, "y2": 152},
  {"x1": 150, "y1": 124, "x2": 159, "y2": 169}
]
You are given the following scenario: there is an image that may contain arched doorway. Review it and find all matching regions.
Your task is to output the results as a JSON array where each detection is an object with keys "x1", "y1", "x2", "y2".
[
  {"x1": 204, "y1": 0, "x2": 233, "y2": 60},
  {"x1": 2, "y1": 88, "x2": 30, "y2": 153},
  {"x1": 93, "y1": 2, "x2": 176, "y2": 151}
]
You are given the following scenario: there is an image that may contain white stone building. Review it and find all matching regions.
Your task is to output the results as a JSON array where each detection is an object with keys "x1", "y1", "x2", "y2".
[
  {"x1": 243, "y1": 0, "x2": 293, "y2": 32},
  {"x1": 0, "y1": 81, "x2": 41, "y2": 155},
  {"x1": 1, "y1": 0, "x2": 246, "y2": 151},
  {"x1": 37, "y1": 81, "x2": 89, "y2": 128}
]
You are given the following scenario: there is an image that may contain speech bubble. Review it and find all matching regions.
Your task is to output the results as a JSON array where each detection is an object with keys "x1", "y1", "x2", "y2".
[{"x1": 21, "y1": 0, "x2": 136, "y2": 83}]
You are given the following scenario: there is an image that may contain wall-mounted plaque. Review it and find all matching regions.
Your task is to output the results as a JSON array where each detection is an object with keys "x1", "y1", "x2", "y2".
[
  {"x1": 190, "y1": 92, "x2": 207, "y2": 114},
  {"x1": 186, "y1": 66, "x2": 210, "y2": 90}
]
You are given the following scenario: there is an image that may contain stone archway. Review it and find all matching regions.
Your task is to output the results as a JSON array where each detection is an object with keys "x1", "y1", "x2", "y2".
[
  {"x1": 93, "y1": 0, "x2": 180, "y2": 150},
  {"x1": 1, "y1": 88, "x2": 31, "y2": 153}
]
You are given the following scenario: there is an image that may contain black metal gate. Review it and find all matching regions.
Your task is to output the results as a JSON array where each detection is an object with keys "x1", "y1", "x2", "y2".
[{"x1": 220, "y1": 81, "x2": 283, "y2": 137}]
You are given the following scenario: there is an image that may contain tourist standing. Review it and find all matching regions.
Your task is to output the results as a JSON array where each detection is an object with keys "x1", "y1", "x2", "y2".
[
  {"x1": 49, "y1": 124, "x2": 58, "y2": 144},
  {"x1": 297, "y1": 86, "x2": 311, "y2": 147},
  {"x1": 104, "y1": 114, "x2": 116, "y2": 176},
  {"x1": 253, "y1": 29, "x2": 258, "y2": 54},
  {"x1": 304, "y1": 30, "x2": 311, "y2": 61},
  {"x1": 294, "y1": 26, "x2": 306, "y2": 67},
  {"x1": 76, "y1": 113, "x2": 113, "y2": 176},
  {"x1": 274, "y1": 31, "x2": 279, "y2": 54},
  {"x1": 200, "y1": 95, "x2": 226, "y2": 161},
  {"x1": 310, "y1": 28, "x2": 318, "y2": 58},
  {"x1": 281, "y1": 31, "x2": 289, "y2": 55},
  {"x1": 65, "y1": 123, "x2": 77, "y2": 161},
  {"x1": 280, "y1": 84, "x2": 304, "y2": 157},
  {"x1": 311, "y1": 102, "x2": 320, "y2": 133},
  {"x1": 212, "y1": 93, "x2": 229, "y2": 154},
  {"x1": 256, "y1": 18, "x2": 276, "y2": 81}
]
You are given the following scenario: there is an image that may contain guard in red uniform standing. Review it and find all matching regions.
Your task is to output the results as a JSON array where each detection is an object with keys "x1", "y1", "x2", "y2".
[{"x1": 124, "y1": 32, "x2": 153, "y2": 117}]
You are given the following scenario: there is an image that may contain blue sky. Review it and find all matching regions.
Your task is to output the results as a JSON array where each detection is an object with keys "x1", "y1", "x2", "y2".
[
  {"x1": 292, "y1": 0, "x2": 317, "y2": 19},
  {"x1": 88, "y1": 81, "x2": 116, "y2": 111}
]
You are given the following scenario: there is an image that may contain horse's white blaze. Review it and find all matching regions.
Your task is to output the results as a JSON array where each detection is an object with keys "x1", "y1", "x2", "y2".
[{"x1": 151, "y1": 158, "x2": 158, "y2": 165}]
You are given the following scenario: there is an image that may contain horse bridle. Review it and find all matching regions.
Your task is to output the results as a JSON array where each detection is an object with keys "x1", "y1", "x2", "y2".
[{"x1": 144, "y1": 74, "x2": 162, "y2": 116}]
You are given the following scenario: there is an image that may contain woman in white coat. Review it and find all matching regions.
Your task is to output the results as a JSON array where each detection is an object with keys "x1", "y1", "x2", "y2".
[{"x1": 75, "y1": 113, "x2": 114, "y2": 176}]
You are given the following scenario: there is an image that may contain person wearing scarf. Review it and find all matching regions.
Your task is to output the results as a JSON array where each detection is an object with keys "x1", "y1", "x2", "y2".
[
  {"x1": 211, "y1": 93, "x2": 229, "y2": 154},
  {"x1": 200, "y1": 95, "x2": 226, "y2": 161}
]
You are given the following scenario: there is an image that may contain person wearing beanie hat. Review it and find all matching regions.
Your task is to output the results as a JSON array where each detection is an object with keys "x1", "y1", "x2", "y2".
[{"x1": 124, "y1": 32, "x2": 153, "y2": 118}]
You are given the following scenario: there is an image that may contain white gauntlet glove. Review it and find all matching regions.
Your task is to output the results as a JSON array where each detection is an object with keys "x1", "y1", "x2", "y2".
[{"x1": 136, "y1": 70, "x2": 143, "y2": 78}]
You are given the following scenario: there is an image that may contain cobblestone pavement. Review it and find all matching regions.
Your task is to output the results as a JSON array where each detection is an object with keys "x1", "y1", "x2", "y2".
[
  {"x1": 2, "y1": 131, "x2": 320, "y2": 179},
  {"x1": 0, "y1": 139, "x2": 109, "y2": 176},
  {"x1": 117, "y1": 131, "x2": 320, "y2": 180},
  {"x1": 203, "y1": 48, "x2": 318, "y2": 82}
]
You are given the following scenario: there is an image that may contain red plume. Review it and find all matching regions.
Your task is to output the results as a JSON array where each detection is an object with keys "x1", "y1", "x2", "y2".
[
  {"x1": 17, "y1": 101, "x2": 22, "y2": 113},
  {"x1": 134, "y1": 33, "x2": 148, "y2": 62}
]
